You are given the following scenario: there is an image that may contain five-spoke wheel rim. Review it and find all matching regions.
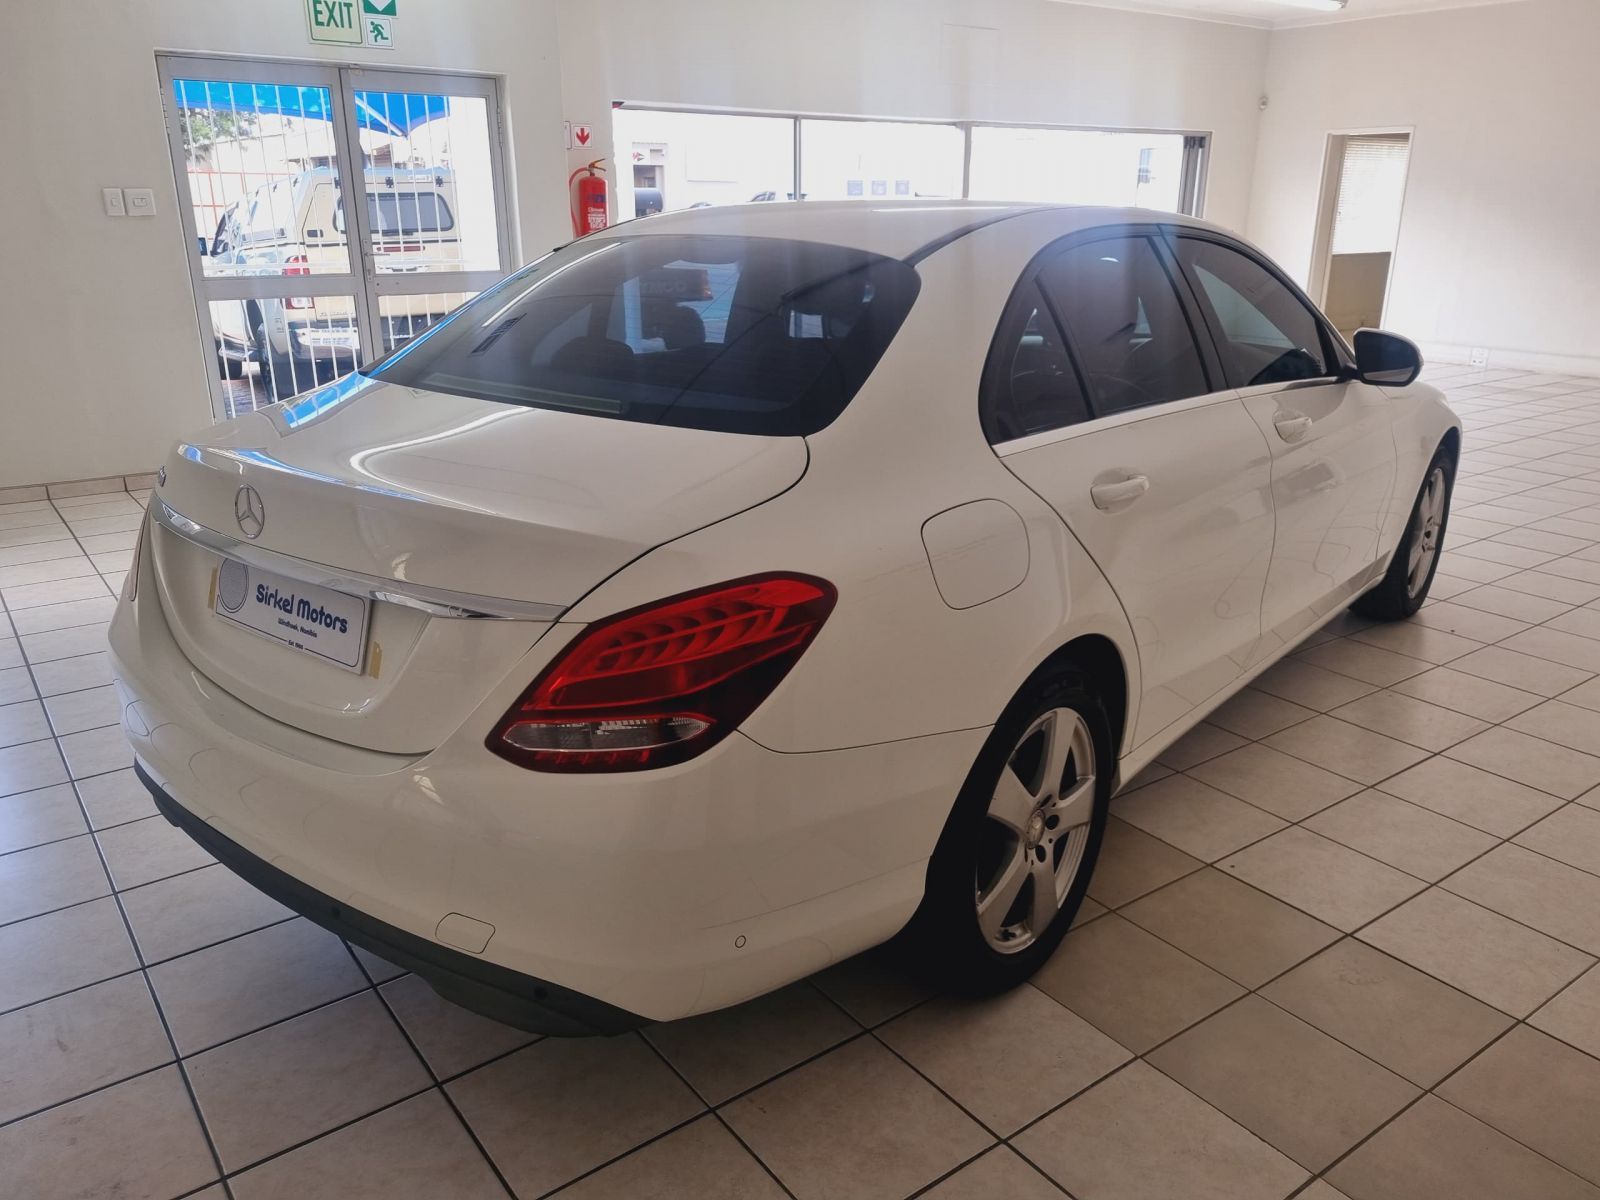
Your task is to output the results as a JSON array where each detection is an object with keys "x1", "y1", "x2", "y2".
[
  {"x1": 975, "y1": 707, "x2": 1096, "y2": 954},
  {"x1": 1407, "y1": 466, "x2": 1447, "y2": 599}
]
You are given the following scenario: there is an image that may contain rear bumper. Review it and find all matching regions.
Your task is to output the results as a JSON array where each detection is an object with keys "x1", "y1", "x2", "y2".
[{"x1": 136, "y1": 761, "x2": 642, "y2": 1036}]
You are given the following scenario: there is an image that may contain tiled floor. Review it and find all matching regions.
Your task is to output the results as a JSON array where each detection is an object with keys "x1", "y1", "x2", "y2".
[{"x1": 6, "y1": 366, "x2": 1600, "y2": 1199}]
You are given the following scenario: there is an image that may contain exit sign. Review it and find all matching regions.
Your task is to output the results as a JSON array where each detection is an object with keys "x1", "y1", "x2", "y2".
[{"x1": 306, "y1": 0, "x2": 363, "y2": 45}]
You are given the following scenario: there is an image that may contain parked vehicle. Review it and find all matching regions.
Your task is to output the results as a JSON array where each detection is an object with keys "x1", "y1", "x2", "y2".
[
  {"x1": 112, "y1": 201, "x2": 1458, "y2": 1035},
  {"x1": 203, "y1": 167, "x2": 463, "y2": 398}
]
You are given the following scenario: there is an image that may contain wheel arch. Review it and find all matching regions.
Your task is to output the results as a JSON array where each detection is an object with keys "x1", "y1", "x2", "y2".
[{"x1": 1026, "y1": 632, "x2": 1130, "y2": 768}]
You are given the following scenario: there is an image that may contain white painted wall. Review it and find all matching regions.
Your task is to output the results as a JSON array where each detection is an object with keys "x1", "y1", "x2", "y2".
[
  {"x1": 0, "y1": 0, "x2": 568, "y2": 490},
  {"x1": 556, "y1": 0, "x2": 1271, "y2": 231},
  {"x1": 1246, "y1": 0, "x2": 1600, "y2": 372}
]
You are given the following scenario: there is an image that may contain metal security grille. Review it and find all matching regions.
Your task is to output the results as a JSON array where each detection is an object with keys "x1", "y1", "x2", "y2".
[{"x1": 158, "y1": 56, "x2": 513, "y2": 420}]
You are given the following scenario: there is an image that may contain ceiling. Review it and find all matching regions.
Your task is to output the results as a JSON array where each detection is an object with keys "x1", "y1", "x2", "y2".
[{"x1": 1056, "y1": 0, "x2": 1529, "y2": 29}]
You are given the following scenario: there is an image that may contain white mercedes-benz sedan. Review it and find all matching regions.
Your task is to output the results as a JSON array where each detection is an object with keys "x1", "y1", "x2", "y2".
[{"x1": 110, "y1": 201, "x2": 1460, "y2": 1034}]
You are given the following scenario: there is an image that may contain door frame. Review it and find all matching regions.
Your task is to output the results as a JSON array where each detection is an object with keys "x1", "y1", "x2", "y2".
[{"x1": 1306, "y1": 126, "x2": 1415, "y2": 321}]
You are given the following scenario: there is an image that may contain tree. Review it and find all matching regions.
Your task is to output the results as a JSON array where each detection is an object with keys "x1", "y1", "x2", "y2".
[{"x1": 180, "y1": 108, "x2": 260, "y2": 160}]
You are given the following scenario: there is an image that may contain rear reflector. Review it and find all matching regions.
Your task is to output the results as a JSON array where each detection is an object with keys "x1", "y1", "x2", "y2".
[{"x1": 488, "y1": 573, "x2": 836, "y2": 772}]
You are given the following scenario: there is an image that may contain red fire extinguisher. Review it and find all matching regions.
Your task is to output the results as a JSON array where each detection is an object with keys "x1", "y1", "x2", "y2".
[{"x1": 569, "y1": 159, "x2": 608, "y2": 237}]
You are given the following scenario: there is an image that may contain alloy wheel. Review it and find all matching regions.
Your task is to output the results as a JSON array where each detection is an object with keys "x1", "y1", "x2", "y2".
[{"x1": 1407, "y1": 466, "x2": 1447, "y2": 598}]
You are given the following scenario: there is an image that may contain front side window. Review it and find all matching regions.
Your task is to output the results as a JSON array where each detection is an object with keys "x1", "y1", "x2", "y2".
[
  {"x1": 980, "y1": 282, "x2": 1089, "y2": 443},
  {"x1": 1037, "y1": 236, "x2": 1210, "y2": 415},
  {"x1": 369, "y1": 234, "x2": 920, "y2": 435},
  {"x1": 1175, "y1": 237, "x2": 1332, "y2": 388}
]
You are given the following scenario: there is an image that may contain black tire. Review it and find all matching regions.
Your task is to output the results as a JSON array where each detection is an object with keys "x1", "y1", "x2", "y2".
[
  {"x1": 902, "y1": 664, "x2": 1113, "y2": 994},
  {"x1": 1352, "y1": 445, "x2": 1455, "y2": 621},
  {"x1": 217, "y1": 354, "x2": 245, "y2": 380}
]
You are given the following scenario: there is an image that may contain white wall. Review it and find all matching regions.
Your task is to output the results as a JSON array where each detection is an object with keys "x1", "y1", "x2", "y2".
[
  {"x1": 1246, "y1": 0, "x2": 1600, "y2": 373},
  {"x1": 0, "y1": 0, "x2": 568, "y2": 490},
  {"x1": 556, "y1": 0, "x2": 1270, "y2": 231}
]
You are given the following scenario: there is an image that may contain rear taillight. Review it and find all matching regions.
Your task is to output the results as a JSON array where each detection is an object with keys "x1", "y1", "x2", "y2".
[
  {"x1": 488, "y1": 573, "x2": 837, "y2": 772},
  {"x1": 285, "y1": 256, "x2": 311, "y2": 309}
]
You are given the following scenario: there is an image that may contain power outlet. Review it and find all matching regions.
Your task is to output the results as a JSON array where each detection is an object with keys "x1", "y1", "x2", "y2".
[{"x1": 1470, "y1": 347, "x2": 1490, "y2": 367}]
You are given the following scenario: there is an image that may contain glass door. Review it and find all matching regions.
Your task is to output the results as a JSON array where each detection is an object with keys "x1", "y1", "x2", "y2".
[{"x1": 159, "y1": 57, "x2": 513, "y2": 419}]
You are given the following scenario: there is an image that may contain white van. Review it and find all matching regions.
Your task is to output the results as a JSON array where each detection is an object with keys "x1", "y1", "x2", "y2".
[{"x1": 205, "y1": 167, "x2": 462, "y2": 398}]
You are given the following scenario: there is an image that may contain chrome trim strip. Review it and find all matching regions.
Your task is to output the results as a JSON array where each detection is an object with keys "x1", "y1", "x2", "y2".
[{"x1": 152, "y1": 499, "x2": 565, "y2": 622}]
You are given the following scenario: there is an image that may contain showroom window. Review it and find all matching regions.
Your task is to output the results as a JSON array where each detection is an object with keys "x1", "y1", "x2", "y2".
[{"x1": 159, "y1": 56, "x2": 513, "y2": 421}]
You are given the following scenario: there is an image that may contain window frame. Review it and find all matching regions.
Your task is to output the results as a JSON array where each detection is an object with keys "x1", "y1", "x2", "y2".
[{"x1": 1162, "y1": 229, "x2": 1353, "y2": 393}]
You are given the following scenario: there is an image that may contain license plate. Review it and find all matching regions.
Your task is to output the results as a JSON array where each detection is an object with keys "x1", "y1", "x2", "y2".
[{"x1": 213, "y1": 557, "x2": 370, "y2": 672}]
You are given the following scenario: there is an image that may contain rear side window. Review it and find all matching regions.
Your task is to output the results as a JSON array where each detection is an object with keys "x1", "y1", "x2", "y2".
[
  {"x1": 1174, "y1": 237, "x2": 1332, "y2": 387},
  {"x1": 335, "y1": 192, "x2": 456, "y2": 235},
  {"x1": 1037, "y1": 236, "x2": 1210, "y2": 415},
  {"x1": 370, "y1": 234, "x2": 921, "y2": 435},
  {"x1": 980, "y1": 282, "x2": 1090, "y2": 443}
]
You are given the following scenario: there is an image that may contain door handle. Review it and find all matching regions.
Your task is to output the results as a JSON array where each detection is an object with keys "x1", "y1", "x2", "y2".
[
  {"x1": 1090, "y1": 474, "x2": 1150, "y2": 510},
  {"x1": 1274, "y1": 411, "x2": 1313, "y2": 442}
]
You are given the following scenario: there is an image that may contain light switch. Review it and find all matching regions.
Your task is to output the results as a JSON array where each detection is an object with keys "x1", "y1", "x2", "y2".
[
  {"x1": 124, "y1": 188, "x2": 156, "y2": 216},
  {"x1": 102, "y1": 188, "x2": 126, "y2": 217}
]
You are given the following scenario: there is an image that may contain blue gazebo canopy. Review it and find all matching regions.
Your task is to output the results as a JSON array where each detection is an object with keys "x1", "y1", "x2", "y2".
[{"x1": 171, "y1": 79, "x2": 450, "y2": 138}]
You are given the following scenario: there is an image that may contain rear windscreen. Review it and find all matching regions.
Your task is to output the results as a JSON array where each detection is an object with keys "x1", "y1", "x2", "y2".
[{"x1": 368, "y1": 234, "x2": 920, "y2": 435}]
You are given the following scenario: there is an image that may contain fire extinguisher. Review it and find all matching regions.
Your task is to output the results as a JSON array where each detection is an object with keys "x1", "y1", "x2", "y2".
[{"x1": 569, "y1": 159, "x2": 608, "y2": 237}]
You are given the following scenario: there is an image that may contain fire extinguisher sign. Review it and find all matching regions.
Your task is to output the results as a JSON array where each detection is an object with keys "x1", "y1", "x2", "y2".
[{"x1": 565, "y1": 122, "x2": 595, "y2": 150}]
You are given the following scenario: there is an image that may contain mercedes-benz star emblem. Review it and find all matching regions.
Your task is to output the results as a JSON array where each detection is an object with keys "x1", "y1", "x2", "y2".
[{"x1": 235, "y1": 485, "x2": 265, "y2": 540}]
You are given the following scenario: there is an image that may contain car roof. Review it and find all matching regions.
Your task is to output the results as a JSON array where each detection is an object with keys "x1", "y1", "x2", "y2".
[{"x1": 611, "y1": 199, "x2": 1227, "y2": 262}]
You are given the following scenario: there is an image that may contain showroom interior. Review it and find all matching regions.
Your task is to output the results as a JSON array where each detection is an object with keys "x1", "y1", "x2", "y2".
[{"x1": 5, "y1": 0, "x2": 1600, "y2": 1197}]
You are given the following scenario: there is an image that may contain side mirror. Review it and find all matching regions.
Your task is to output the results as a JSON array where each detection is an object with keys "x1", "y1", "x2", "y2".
[{"x1": 1353, "y1": 329, "x2": 1423, "y2": 387}]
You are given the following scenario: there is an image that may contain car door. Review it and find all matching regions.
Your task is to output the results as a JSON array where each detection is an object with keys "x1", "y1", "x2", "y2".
[
  {"x1": 990, "y1": 230, "x2": 1276, "y2": 748},
  {"x1": 1168, "y1": 233, "x2": 1397, "y2": 658}
]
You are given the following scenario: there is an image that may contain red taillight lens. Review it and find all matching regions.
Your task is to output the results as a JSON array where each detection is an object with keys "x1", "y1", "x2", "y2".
[
  {"x1": 489, "y1": 573, "x2": 837, "y2": 772},
  {"x1": 284, "y1": 255, "x2": 311, "y2": 308}
]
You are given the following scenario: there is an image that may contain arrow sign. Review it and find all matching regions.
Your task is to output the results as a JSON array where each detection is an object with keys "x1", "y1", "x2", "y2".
[{"x1": 573, "y1": 123, "x2": 593, "y2": 148}]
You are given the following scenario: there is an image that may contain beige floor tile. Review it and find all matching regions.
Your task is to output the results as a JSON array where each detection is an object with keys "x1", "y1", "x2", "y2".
[
  {"x1": 881, "y1": 985, "x2": 1130, "y2": 1135},
  {"x1": 1185, "y1": 743, "x2": 1361, "y2": 821},
  {"x1": 0, "y1": 737, "x2": 68, "y2": 798},
  {"x1": 1014, "y1": 1061, "x2": 1307, "y2": 1200},
  {"x1": 0, "y1": 556, "x2": 97, "y2": 589},
  {"x1": 0, "y1": 1066, "x2": 218, "y2": 1200},
  {"x1": 229, "y1": 1091, "x2": 506, "y2": 1200},
  {"x1": 720, "y1": 1037, "x2": 991, "y2": 1200},
  {"x1": 1442, "y1": 842, "x2": 1600, "y2": 954},
  {"x1": 1439, "y1": 1026, "x2": 1600, "y2": 1187},
  {"x1": 1303, "y1": 790, "x2": 1497, "y2": 882},
  {"x1": 1260, "y1": 939, "x2": 1510, "y2": 1087},
  {"x1": 1086, "y1": 818, "x2": 1202, "y2": 908},
  {"x1": 0, "y1": 664, "x2": 38, "y2": 706},
  {"x1": 74, "y1": 767, "x2": 156, "y2": 829},
  {"x1": 1154, "y1": 722, "x2": 1247, "y2": 770},
  {"x1": 1449, "y1": 582, "x2": 1575, "y2": 622},
  {"x1": 1298, "y1": 1182, "x2": 1354, "y2": 1200},
  {"x1": 1122, "y1": 866, "x2": 1339, "y2": 988},
  {"x1": 349, "y1": 943, "x2": 408, "y2": 984},
  {"x1": 1250, "y1": 658, "x2": 1378, "y2": 711},
  {"x1": 95, "y1": 813, "x2": 211, "y2": 889},
  {"x1": 808, "y1": 945, "x2": 931, "y2": 1027},
  {"x1": 1446, "y1": 725, "x2": 1600, "y2": 799},
  {"x1": 1147, "y1": 995, "x2": 1418, "y2": 1172},
  {"x1": 119, "y1": 863, "x2": 292, "y2": 964},
  {"x1": 149, "y1": 918, "x2": 369, "y2": 1054},
  {"x1": 1219, "y1": 827, "x2": 1424, "y2": 932},
  {"x1": 644, "y1": 982, "x2": 855, "y2": 1105},
  {"x1": 1389, "y1": 665, "x2": 1545, "y2": 721},
  {"x1": 1329, "y1": 689, "x2": 1489, "y2": 752},
  {"x1": 1207, "y1": 688, "x2": 1315, "y2": 739},
  {"x1": 1359, "y1": 887, "x2": 1593, "y2": 1017},
  {"x1": 1329, "y1": 1095, "x2": 1600, "y2": 1200},
  {"x1": 1263, "y1": 715, "x2": 1429, "y2": 785},
  {"x1": 1112, "y1": 774, "x2": 1286, "y2": 862},
  {"x1": 1451, "y1": 540, "x2": 1557, "y2": 569},
  {"x1": 1377, "y1": 755, "x2": 1564, "y2": 836},
  {"x1": 1448, "y1": 643, "x2": 1594, "y2": 695},
  {"x1": 921, "y1": 1146, "x2": 1065, "y2": 1200},
  {"x1": 0, "y1": 698, "x2": 51, "y2": 747},
  {"x1": 0, "y1": 896, "x2": 137, "y2": 1012},
  {"x1": 1434, "y1": 553, "x2": 1521, "y2": 584},
  {"x1": 1504, "y1": 626, "x2": 1600, "y2": 672},
  {"x1": 56, "y1": 723, "x2": 131, "y2": 780},
  {"x1": 1349, "y1": 621, "x2": 1485, "y2": 665},
  {"x1": 0, "y1": 972, "x2": 171, "y2": 1124},
  {"x1": 451, "y1": 1034, "x2": 703, "y2": 1197},
  {"x1": 1531, "y1": 964, "x2": 1600, "y2": 1059},
  {"x1": 0, "y1": 832, "x2": 109, "y2": 925},
  {"x1": 13, "y1": 597, "x2": 121, "y2": 639},
  {"x1": 0, "y1": 539, "x2": 94, "y2": 570},
  {"x1": 0, "y1": 782, "x2": 86, "y2": 853},
  {"x1": 1506, "y1": 698, "x2": 1600, "y2": 755},
  {"x1": 1515, "y1": 802, "x2": 1600, "y2": 876},
  {"x1": 1293, "y1": 638, "x2": 1431, "y2": 687},
  {"x1": 555, "y1": 1116, "x2": 792, "y2": 1200},
  {"x1": 42, "y1": 684, "x2": 120, "y2": 736},
  {"x1": 381, "y1": 972, "x2": 537, "y2": 1080},
  {"x1": 1409, "y1": 599, "x2": 1530, "y2": 642},
  {"x1": 1032, "y1": 912, "x2": 1243, "y2": 1052},
  {"x1": 31, "y1": 650, "x2": 114, "y2": 695},
  {"x1": 186, "y1": 991, "x2": 430, "y2": 1171},
  {"x1": 2, "y1": 576, "x2": 112, "y2": 611},
  {"x1": 20, "y1": 621, "x2": 110, "y2": 664},
  {"x1": 1549, "y1": 605, "x2": 1600, "y2": 641}
]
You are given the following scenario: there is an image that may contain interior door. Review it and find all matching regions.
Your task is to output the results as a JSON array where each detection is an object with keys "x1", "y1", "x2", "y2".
[
  {"x1": 996, "y1": 232, "x2": 1275, "y2": 747},
  {"x1": 1169, "y1": 233, "x2": 1396, "y2": 659}
]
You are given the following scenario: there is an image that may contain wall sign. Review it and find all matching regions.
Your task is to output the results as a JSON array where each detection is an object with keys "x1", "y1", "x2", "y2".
[{"x1": 306, "y1": 0, "x2": 362, "y2": 45}]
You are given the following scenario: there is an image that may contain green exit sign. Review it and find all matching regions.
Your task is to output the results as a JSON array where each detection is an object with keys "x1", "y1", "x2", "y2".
[{"x1": 306, "y1": 0, "x2": 362, "y2": 45}]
